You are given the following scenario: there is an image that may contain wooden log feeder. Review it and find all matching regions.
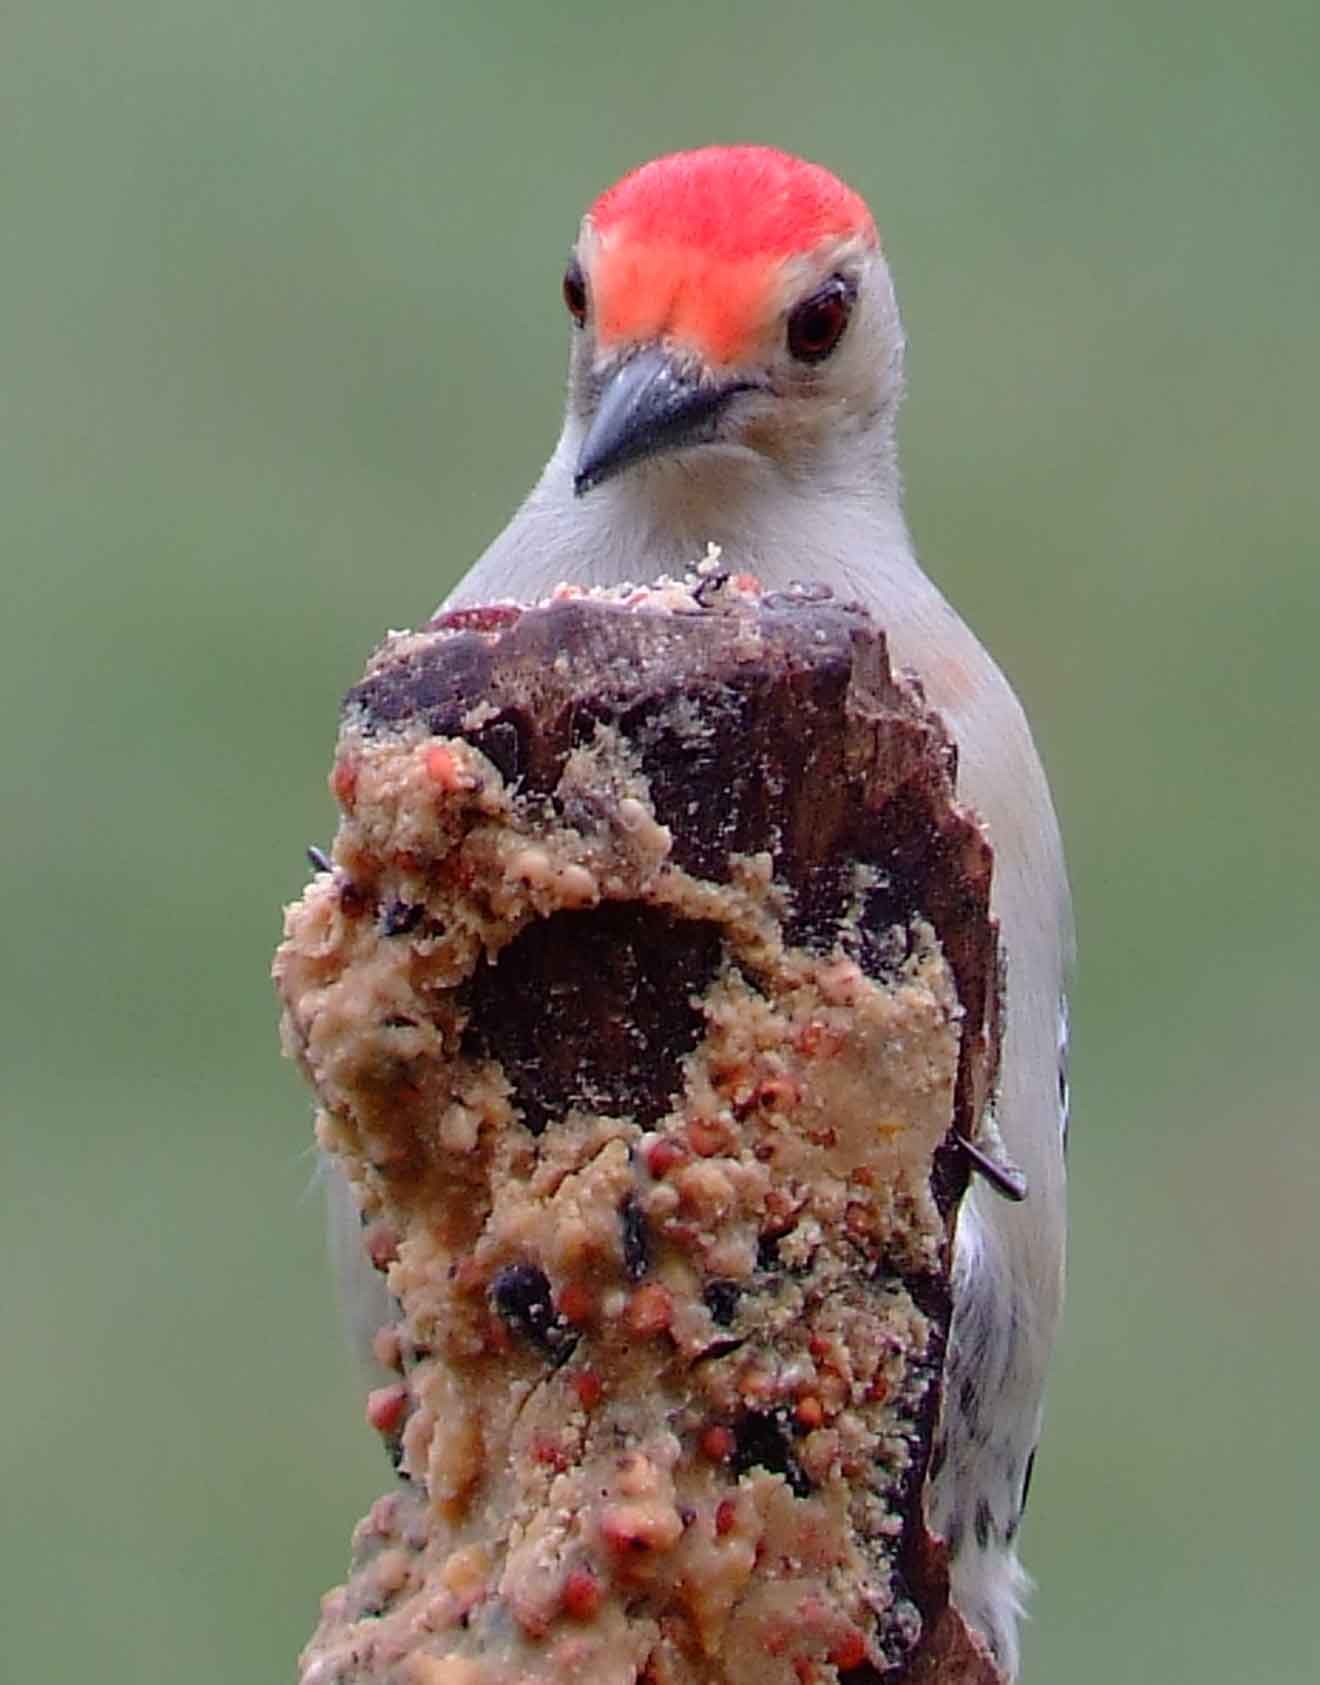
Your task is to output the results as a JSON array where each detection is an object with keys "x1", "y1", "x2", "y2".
[{"x1": 274, "y1": 567, "x2": 1005, "y2": 1685}]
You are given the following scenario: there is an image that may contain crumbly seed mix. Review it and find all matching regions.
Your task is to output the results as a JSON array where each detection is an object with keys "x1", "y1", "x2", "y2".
[{"x1": 276, "y1": 570, "x2": 1003, "y2": 1685}]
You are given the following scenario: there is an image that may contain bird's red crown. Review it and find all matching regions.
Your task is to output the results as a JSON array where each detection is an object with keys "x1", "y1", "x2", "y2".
[
  {"x1": 589, "y1": 146, "x2": 875, "y2": 263},
  {"x1": 585, "y1": 146, "x2": 876, "y2": 367}
]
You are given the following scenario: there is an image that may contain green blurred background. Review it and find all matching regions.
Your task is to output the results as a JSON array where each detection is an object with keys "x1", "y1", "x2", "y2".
[{"x1": 4, "y1": 3, "x2": 1317, "y2": 1680}]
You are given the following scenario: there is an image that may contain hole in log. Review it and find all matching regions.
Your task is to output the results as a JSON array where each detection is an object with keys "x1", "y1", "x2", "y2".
[
  {"x1": 730, "y1": 1409, "x2": 813, "y2": 1498},
  {"x1": 464, "y1": 904, "x2": 722, "y2": 1134}
]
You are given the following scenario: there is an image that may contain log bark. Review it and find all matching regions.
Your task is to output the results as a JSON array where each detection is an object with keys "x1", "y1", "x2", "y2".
[{"x1": 275, "y1": 575, "x2": 1004, "y2": 1685}]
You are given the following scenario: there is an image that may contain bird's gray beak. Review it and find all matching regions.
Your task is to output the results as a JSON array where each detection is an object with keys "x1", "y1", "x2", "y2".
[{"x1": 574, "y1": 346, "x2": 760, "y2": 496}]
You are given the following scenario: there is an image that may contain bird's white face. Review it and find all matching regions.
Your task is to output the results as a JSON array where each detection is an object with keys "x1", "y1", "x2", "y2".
[{"x1": 558, "y1": 149, "x2": 905, "y2": 498}]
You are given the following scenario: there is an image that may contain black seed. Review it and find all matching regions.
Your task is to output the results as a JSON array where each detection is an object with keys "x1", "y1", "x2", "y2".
[
  {"x1": 379, "y1": 900, "x2": 424, "y2": 937},
  {"x1": 929, "y1": 1434, "x2": 948, "y2": 1480},
  {"x1": 694, "y1": 1337, "x2": 744, "y2": 1364},
  {"x1": 703, "y1": 1279, "x2": 741, "y2": 1326},
  {"x1": 621, "y1": 1196, "x2": 650, "y2": 1280},
  {"x1": 306, "y1": 844, "x2": 333, "y2": 873},
  {"x1": 732, "y1": 1410, "x2": 813, "y2": 1498},
  {"x1": 959, "y1": 1375, "x2": 979, "y2": 1427},
  {"x1": 491, "y1": 1263, "x2": 564, "y2": 1350},
  {"x1": 339, "y1": 879, "x2": 370, "y2": 917},
  {"x1": 756, "y1": 1233, "x2": 782, "y2": 1272},
  {"x1": 975, "y1": 1497, "x2": 995, "y2": 1548}
]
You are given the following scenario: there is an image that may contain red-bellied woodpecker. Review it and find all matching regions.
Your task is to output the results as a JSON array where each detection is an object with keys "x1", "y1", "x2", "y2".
[{"x1": 336, "y1": 145, "x2": 1071, "y2": 1679}]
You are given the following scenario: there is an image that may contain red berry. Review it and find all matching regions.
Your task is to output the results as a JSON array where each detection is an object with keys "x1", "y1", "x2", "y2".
[
  {"x1": 572, "y1": 1369, "x2": 604, "y2": 1410},
  {"x1": 829, "y1": 1630, "x2": 868, "y2": 1671},
  {"x1": 645, "y1": 1138, "x2": 688, "y2": 1178},
  {"x1": 562, "y1": 1567, "x2": 603, "y2": 1620},
  {"x1": 794, "y1": 1395, "x2": 825, "y2": 1430},
  {"x1": 424, "y1": 743, "x2": 468, "y2": 791},
  {"x1": 624, "y1": 1284, "x2": 673, "y2": 1337},
  {"x1": 756, "y1": 1077, "x2": 799, "y2": 1111},
  {"x1": 557, "y1": 1281, "x2": 595, "y2": 1326},
  {"x1": 701, "y1": 1425, "x2": 736, "y2": 1463},
  {"x1": 365, "y1": 1384, "x2": 408, "y2": 1434},
  {"x1": 331, "y1": 757, "x2": 357, "y2": 808}
]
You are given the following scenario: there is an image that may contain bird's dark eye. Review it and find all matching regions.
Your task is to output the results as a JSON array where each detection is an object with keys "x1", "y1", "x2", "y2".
[
  {"x1": 562, "y1": 260, "x2": 588, "y2": 326},
  {"x1": 786, "y1": 276, "x2": 855, "y2": 363}
]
